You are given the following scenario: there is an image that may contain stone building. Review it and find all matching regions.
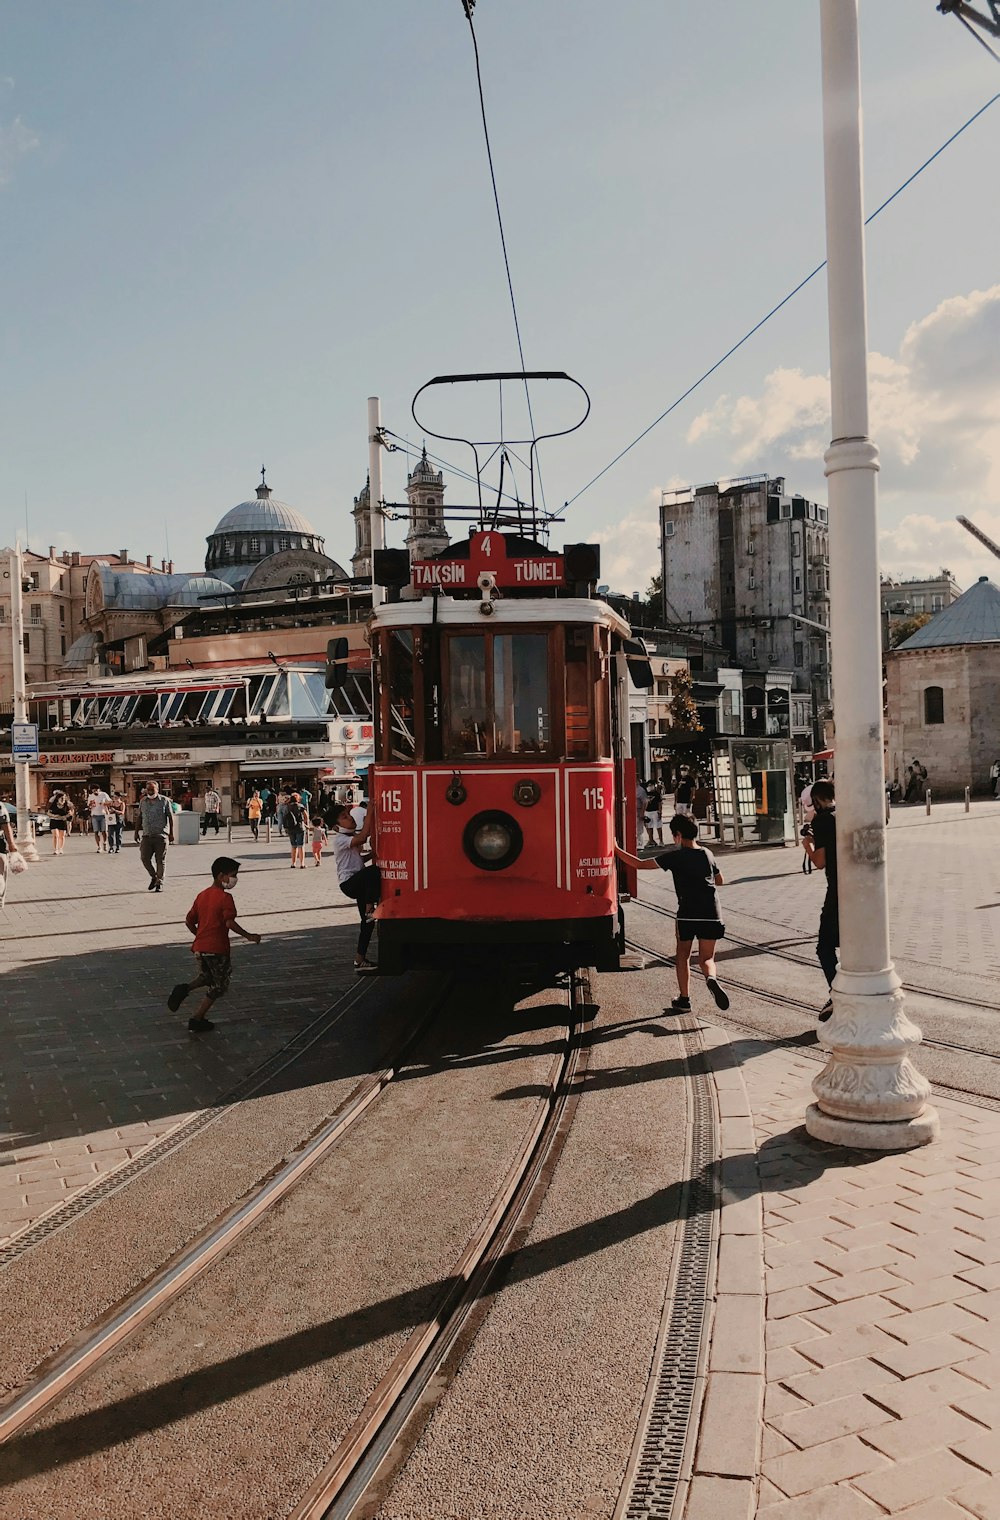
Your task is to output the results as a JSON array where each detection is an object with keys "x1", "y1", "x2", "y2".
[
  {"x1": 659, "y1": 474, "x2": 831, "y2": 747},
  {"x1": 403, "y1": 447, "x2": 449, "y2": 564},
  {"x1": 885, "y1": 575, "x2": 1000, "y2": 797},
  {"x1": 881, "y1": 569, "x2": 962, "y2": 647},
  {"x1": 204, "y1": 469, "x2": 345, "y2": 592}
]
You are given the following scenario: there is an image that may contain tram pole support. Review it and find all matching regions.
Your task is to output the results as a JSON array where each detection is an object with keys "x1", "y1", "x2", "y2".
[
  {"x1": 806, "y1": 0, "x2": 937, "y2": 1149},
  {"x1": 8, "y1": 545, "x2": 39, "y2": 862},
  {"x1": 368, "y1": 396, "x2": 387, "y2": 609}
]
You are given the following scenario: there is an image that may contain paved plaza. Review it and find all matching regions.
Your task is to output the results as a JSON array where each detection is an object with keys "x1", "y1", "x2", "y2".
[{"x1": 3, "y1": 801, "x2": 1000, "y2": 1516}]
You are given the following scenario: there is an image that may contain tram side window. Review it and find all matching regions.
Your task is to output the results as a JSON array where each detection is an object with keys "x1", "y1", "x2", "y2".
[
  {"x1": 494, "y1": 634, "x2": 549, "y2": 754},
  {"x1": 447, "y1": 635, "x2": 489, "y2": 756},
  {"x1": 564, "y1": 626, "x2": 594, "y2": 758},
  {"x1": 388, "y1": 629, "x2": 417, "y2": 761}
]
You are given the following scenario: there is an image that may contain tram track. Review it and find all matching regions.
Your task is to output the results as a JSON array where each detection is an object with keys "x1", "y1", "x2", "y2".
[
  {"x1": 0, "y1": 982, "x2": 447, "y2": 1446},
  {"x1": 0, "y1": 974, "x2": 592, "y2": 1520},
  {"x1": 633, "y1": 896, "x2": 1000, "y2": 1014}
]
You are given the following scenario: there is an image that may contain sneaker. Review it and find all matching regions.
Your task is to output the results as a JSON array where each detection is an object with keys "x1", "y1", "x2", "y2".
[
  {"x1": 167, "y1": 983, "x2": 189, "y2": 1012},
  {"x1": 818, "y1": 999, "x2": 833, "y2": 1023},
  {"x1": 354, "y1": 961, "x2": 378, "y2": 975},
  {"x1": 147, "y1": 879, "x2": 157, "y2": 891},
  {"x1": 154, "y1": 881, "x2": 162, "y2": 892},
  {"x1": 669, "y1": 996, "x2": 692, "y2": 1013},
  {"x1": 706, "y1": 976, "x2": 730, "y2": 1011},
  {"x1": 188, "y1": 1016, "x2": 215, "y2": 1032}
]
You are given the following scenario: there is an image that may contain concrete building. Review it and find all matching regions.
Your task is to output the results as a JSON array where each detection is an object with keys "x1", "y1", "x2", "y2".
[
  {"x1": 885, "y1": 575, "x2": 1000, "y2": 797},
  {"x1": 659, "y1": 475, "x2": 831, "y2": 749},
  {"x1": 881, "y1": 569, "x2": 963, "y2": 647}
]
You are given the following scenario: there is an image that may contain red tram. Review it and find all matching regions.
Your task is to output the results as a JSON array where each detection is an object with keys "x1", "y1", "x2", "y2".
[{"x1": 368, "y1": 529, "x2": 638, "y2": 975}]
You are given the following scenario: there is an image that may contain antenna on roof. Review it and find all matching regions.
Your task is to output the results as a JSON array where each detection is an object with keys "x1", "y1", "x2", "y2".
[{"x1": 164, "y1": 522, "x2": 171, "y2": 562}]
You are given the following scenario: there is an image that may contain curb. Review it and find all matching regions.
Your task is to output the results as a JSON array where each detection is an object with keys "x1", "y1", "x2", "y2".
[{"x1": 681, "y1": 1022, "x2": 763, "y2": 1520}]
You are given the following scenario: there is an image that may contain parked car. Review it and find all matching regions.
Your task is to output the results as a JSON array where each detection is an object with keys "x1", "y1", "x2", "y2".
[{"x1": 30, "y1": 810, "x2": 51, "y2": 834}]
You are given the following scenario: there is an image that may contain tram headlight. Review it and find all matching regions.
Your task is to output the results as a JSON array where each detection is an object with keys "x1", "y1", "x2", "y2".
[{"x1": 462, "y1": 810, "x2": 524, "y2": 872}]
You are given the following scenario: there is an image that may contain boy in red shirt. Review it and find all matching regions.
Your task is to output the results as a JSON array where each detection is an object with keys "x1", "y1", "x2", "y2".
[{"x1": 168, "y1": 855, "x2": 261, "y2": 1032}]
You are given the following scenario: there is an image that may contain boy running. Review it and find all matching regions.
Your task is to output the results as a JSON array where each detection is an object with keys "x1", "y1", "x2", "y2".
[
  {"x1": 168, "y1": 855, "x2": 261, "y2": 1032},
  {"x1": 616, "y1": 813, "x2": 729, "y2": 1014}
]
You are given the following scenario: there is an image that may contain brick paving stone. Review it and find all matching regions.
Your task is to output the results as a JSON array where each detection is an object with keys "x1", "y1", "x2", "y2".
[
  {"x1": 802, "y1": 1295, "x2": 901, "y2": 1335},
  {"x1": 781, "y1": 1357, "x2": 900, "y2": 1407},
  {"x1": 953, "y1": 1475, "x2": 1000, "y2": 1518},
  {"x1": 772, "y1": 1391, "x2": 894, "y2": 1450},
  {"x1": 868, "y1": 1331, "x2": 983, "y2": 1379},
  {"x1": 767, "y1": 1258, "x2": 840, "y2": 1295},
  {"x1": 818, "y1": 1267, "x2": 911, "y2": 1304},
  {"x1": 696, "y1": 1373, "x2": 761, "y2": 1478},
  {"x1": 767, "y1": 1345, "x2": 821, "y2": 1382},
  {"x1": 960, "y1": 1265, "x2": 1000, "y2": 1293},
  {"x1": 954, "y1": 1387, "x2": 1000, "y2": 1426},
  {"x1": 959, "y1": 1289, "x2": 1000, "y2": 1322},
  {"x1": 767, "y1": 1284, "x2": 837, "y2": 1320},
  {"x1": 765, "y1": 1314, "x2": 828, "y2": 1351},
  {"x1": 953, "y1": 1432, "x2": 1000, "y2": 1476},
  {"x1": 863, "y1": 1403, "x2": 982, "y2": 1460},
  {"x1": 866, "y1": 1367, "x2": 988, "y2": 1420},
  {"x1": 756, "y1": 1485, "x2": 882, "y2": 1519},
  {"x1": 883, "y1": 1275, "x2": 987, "y2": 1312},
  {"x1": 793, "y1": 1321, "x2": 900, "y2": 1369},
  {"x1": 874, "y1": 1302, "x2": 987, "y2": 1345},
  {"x1": 683, "y1": 1475, "x2": 754, "y2": 1520},
  {"x1": 883, "y1": 1503, "x2": 985, "y2": 1520},
  {"x1": 763, "y1": 1434, "x2": 889, "y2": 1497},
  {"x1": 854, "y1": 1448, "x2": 986, "y2": 1512}
]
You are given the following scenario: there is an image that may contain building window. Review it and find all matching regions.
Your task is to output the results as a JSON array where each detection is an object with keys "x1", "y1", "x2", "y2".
[
  {"x1": 818, "y1": 507, "x2": 828, "y2": 522},
  {"x1": 825, "y1": 570, "x2": 830, "y2": 590},
  {"x1": 663, "y1": 521, "x2": 675, "y2": 538},
  {"x1": 794, "y1": 644, "x2": 804, "y2": 666},
  {"x1": 59, "y1": 604, "x2": 65, "y2": 625},
  {"x1": 30, "y1": 571, "x2": 39, "y2": 589},
  {"x1": 792, "y1": 534, "x2": 801, "y2": 558},
  {"x1": 747, "y1": 539, "x2": 755, "y2": 555},
  {"x1": 932, "y1": 594, "x2": 943, "y2": 611},
  {"x1": 30, "y1": 603, "x2": 41, "y2": 620},
  {"x1": 22, "y1": 633, "x2": 30, "y2": 653},
  {"x1": 794, "y1": 574, "x2": 801, "y2": 594},
  {"x1": 924, "y1": 686, "x2": 944, "y2": 725},
  {"x1": 60, "y1": 634, "x2": 67, "y2": 656},
  {"x1": 249, "y1": 536, "x2": 260, "y2": 555},
  {"x1": 279, "y1": 537, "x2": 289, "y2": 550},
  {"x1": 750, "y1": 639, "x2": 757, "y2": 661},
  {"x1": 748, "y1": 571, "x2": 755, "y2": 590},
  {"x1": 912, "y1": 595, "x2": 925, "y2": 613}
]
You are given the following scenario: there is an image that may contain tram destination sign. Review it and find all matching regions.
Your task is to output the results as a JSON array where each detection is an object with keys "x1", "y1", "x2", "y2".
[{"x1": 412, "y1": 530, "x2": 564, "y2": 591}]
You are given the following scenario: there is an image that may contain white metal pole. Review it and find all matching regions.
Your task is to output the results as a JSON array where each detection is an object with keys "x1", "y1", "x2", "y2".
[
  {"x1": 807, "y1": 0, "x2": 936, "y2": 1148},
  {"x1": 368, "y1": 396, "x2": 386, "y2": 610},
  {"x1": 8, "y1": 546, "x2": 39, "y2": 861}
]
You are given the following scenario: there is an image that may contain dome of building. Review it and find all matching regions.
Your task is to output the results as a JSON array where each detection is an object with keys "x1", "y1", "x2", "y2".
[{"x1": 205, "y1": 469, "x2": 328, "y2": 589}]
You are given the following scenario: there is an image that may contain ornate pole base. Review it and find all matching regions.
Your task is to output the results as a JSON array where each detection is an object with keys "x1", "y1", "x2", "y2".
[
  {"x1": 805, "y1": 983, "x2": 939, "y2": 1151},
  {"x1": 16, "y1": 834, "x2": 40, "y2": 863}
]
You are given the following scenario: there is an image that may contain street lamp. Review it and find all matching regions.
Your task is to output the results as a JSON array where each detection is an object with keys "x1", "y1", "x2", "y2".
[
  {"x1": 806, "y1": 0, "x2": 937, "y2": 1148},
  {"x1": 7, "y1": 544, "x2": 40, "y2": 862}
]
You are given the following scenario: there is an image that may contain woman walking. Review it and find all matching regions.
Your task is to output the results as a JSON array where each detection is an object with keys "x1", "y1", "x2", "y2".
[
  {"x1": 48, "y1": 790, "x2": 74, "y2": 854},
  {"x1": 0, "y1": 807, "x2": 17, "y2": 907},
  {"x1": 107, "y1": 791, "x2": 126, "y2": 854},
  {"x1": 246, "y1": 789, "x2": 263, "y2": 841}
]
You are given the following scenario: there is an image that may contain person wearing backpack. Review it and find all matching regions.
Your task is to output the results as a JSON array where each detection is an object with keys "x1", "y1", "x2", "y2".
[{"x1": 285, "y1": 790, "x2": 307, "y2": 869}]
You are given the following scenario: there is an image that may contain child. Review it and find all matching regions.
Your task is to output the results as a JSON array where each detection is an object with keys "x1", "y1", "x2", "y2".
[
  {"x1": 311, "y1": 815, "x2": 329, "y2": 866},
  {"x1": 168, "y1": 856, "x2": 261, "y2": 1032},
  {"x1": 615, "y1": 813, "x2": 729, "y2": 1014}
]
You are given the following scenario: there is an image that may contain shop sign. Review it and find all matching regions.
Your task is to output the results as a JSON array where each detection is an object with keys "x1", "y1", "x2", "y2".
[
  {"x1": 412, "y1": 530, "x2": 564, "y2": 590},
  {"x1": 246, "y1": 745, "x2": 316, "y2": 760},
  {"x1": 38, "y1": 751, "x2": 114, "y2": 767},
  {"x1": 128, "y1": 750, "x2": 192, "y2": 763}
]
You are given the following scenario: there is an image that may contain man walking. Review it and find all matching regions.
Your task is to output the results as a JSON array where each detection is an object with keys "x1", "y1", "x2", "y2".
[
  {"x1": 88, "y1": 786, "x2": 111, "y2": 852},
  {"x1": 201, "y1": 784, "x2": 222, "y2": 836},
  {"x1": 801, "y1": 778, "x2": 837, "y2": 1021},
  {"x1": 134, "y1": 780, "x2": 174, "y2": 892}
]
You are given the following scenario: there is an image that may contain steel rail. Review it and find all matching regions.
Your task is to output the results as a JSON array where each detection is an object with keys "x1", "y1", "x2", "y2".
[
  {"x1": 633, "y1": 896, "x2": 1000, "y2": 1015},
  {"x1": 0, "y1": 988, "x2": 449, "y2": 1446},
  {"x1": 290, "y1": 972, "x2": 593, "y2": 1520}
]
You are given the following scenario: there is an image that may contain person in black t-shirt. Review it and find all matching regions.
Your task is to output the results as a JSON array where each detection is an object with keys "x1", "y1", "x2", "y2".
[
  {"x1": 616, "y1": 813, "x2": 729, "y2": 1014},
  {"x1": 801, "y1": 778, "x2": 837, "y2": 1021}
]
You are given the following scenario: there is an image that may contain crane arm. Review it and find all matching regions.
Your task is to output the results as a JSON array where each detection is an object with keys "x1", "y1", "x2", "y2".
[{"x1": 957, "y1": 515, "x2": 1000, "y2": 561}]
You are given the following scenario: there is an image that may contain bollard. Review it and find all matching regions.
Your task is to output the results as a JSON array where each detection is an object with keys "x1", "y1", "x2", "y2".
[
  {"x1": 266, "y1": 820, "x2": 271, "y2": 844},
  {"x1": 925, "y1": 788, "x2": 932, "y2": 815},
  {"x1": 965, "y1": 787, "x2": 970, "y2": 813},
  {"x1": 227, "y1": 818, "x2": 232, "y2": 842}
]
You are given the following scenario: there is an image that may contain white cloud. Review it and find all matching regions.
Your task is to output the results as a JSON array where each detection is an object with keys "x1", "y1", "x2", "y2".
[
  {"x1": 687, "y1": 284, "x2": 1000, "y2": 511},
  {"x1": 878, "y1": 510, "x2": 1000, "y2": 591},
  {"x1": 588, "y1": 486, "x2": 663, "y2": 594},
  {"x1": 0, "y1": 115, "x2": 40, "y2": 186}
]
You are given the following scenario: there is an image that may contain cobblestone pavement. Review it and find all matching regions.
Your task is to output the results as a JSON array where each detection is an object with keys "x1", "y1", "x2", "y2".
[
  {"x1": 0, "y1": 827, "x2": 366, "y2": 1245},
  {"x1": 685, "y1": 1034, "x2": 1000, "y2": 1520}
]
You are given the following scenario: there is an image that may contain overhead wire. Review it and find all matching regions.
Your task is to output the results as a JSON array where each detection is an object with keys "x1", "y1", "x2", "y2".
[
  {"x1": 460, "y1": 1, "x2": 548, "y2": 520},
  {"x1": 950, "y1": 8, "x2": 1000, "y2": 63},
  {"x1": 560, "y1": 88, "x2": 1000, "y2": 513}
]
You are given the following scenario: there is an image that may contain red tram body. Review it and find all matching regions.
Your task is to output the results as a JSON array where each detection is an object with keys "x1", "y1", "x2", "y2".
[{"x1": 369, "y1": 531, "x2": 636, "y2": 975}]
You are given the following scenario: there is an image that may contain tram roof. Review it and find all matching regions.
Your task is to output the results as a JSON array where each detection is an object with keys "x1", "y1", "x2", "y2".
[
  {"x1": 28, "y1": 661, "x2": 325, "y2": 702},
  {"x1": 372, "y1": 595, "x2": 631, "y2": 637}
]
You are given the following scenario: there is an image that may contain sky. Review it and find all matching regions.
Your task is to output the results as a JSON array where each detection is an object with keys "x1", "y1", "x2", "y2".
[{"x1": 1, "y1": 2, "x2": 998, "y2": 597}]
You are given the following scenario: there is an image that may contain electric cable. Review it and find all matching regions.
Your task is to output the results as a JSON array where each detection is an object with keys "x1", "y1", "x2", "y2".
[
  {"x1": 460, "y1": 1, "x2": 548, "y2": 519},
  {"x1": 561, "y1": 89, "x2": 1000, "y2": 512}
]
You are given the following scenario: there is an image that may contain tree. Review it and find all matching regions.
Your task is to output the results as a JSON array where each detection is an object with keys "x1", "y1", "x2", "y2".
[
  {"x1": 668, "y1": 669, "x2": 703, "y2": 732},
  {"x1": 643, "y1": 572, "x2": 663, "y2": 626},
  {"x1": 889, "y1": 613, "x2": 932, "y2": 649}
]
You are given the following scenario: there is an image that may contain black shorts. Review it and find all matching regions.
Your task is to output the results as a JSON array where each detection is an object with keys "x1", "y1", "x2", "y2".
[{"x1": 676, "y1": 918, "x2": 725, "y2": 944}]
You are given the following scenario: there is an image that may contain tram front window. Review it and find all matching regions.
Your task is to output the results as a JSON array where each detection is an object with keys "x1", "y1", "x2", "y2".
[
  {"x1": 388, "y1": 629, "x2": 417, "y2": 761},
  {"x1": 447, "y1": 635, "x2": 489, "y2": 755},
  {"x1": 493, "y1": 634, "x2": 548, "y2": 754}
]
